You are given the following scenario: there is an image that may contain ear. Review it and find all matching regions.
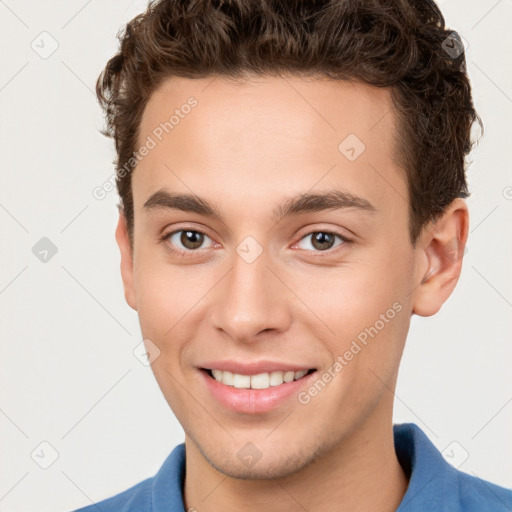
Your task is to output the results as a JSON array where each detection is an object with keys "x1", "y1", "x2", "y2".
[
  {"x1": 412, "y1": 198, "x2": 469, "y2": 317},
  {"x1": 115, "y1": 207, "x2": 137, "y2": 311}
]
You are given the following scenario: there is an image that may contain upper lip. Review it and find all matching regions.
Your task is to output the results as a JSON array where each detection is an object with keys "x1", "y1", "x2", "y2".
[{"x1": 199, "y1": 360, "x2": 317, "y2": 375}]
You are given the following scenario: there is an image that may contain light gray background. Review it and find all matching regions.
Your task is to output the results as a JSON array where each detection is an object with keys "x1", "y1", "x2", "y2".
[{"x1": 1, "y1": 1, "x2": 511, "y2": 511}]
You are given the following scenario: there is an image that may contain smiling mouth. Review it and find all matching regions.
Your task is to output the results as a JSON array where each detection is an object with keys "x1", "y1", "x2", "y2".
[{"x1": 201, "y1": 368, "x2": 317, "y2": 390}]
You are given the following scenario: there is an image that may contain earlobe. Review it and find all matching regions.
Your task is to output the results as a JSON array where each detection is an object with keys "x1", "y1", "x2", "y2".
[
  {"x1": 115, "y1": 209, "x2": 137, "y2": 311},
  {"x1": 412, "y1": 199, "x2": 469, "y2": 317}
]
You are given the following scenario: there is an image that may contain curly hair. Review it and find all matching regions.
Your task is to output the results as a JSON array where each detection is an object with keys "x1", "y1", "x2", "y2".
[{"x1": 96, "y1": 0, "x2": 481, "y2": 249}]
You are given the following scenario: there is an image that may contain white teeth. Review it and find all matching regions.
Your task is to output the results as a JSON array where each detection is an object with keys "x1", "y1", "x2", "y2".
[
  {"x1": 294, "y1": 369, "x2": 308, "y2": 380},
  {"x1": 222, "y1": 370, "x2": 234, "y2": 386},
  {"x1": 209, "y1": 369, "x2": 312, "y2": 389},
  {"x1": 251, "y1": 373, "x2": 270, "y2": 389},
  {"x1": 283, "y1": 371, "x2": 295, "y2": 383},
  {"x1": 269, "y1": 371, "x2": 285, "y2": 386},
  {"x1": 233, "y1": 374, "x2": 251, "y2": 388}
]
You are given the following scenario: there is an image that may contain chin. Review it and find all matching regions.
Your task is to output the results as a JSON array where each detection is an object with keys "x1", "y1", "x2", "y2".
[{"x1": 197, "y1": 438, "x2": 325, "y2": 481}]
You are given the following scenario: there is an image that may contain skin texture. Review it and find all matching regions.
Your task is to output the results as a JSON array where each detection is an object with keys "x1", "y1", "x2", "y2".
[{"x1": 115, "y1": 74, "x2": 469, "y2": 512}]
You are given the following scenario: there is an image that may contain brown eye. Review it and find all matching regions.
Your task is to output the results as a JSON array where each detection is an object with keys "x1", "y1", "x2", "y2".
[
  {"x1": 311, "y1": 232, "x2": 335, "y2": 250},
  {"x1": 296, "y1": 231, "x2": 346, "y2": 252},
  {"x1": 166, "y1": 229, "x2": 213, "y2": 251},
  {"x1": 180, "y1": 230, "x2": 204, "y2": 249}
]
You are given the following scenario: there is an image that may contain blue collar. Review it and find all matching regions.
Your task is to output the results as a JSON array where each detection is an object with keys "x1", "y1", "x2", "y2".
[{"x1": 394, "y1": 423, "x2": 460, "y2": 511}]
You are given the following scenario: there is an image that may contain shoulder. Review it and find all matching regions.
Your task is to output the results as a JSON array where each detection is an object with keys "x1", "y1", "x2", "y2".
[
  {"x1": 394, "y1": 423, "x2": 512, "y2": 512},
  {"x1": 71, "y1": 476, "x2": 154, "y2": 512},
  {"x1": 454, "y1": 468, "x2": 512, "y2": 512},
  {"x1": 69, "y1": 443, "x2": 186, "y2": 512}
]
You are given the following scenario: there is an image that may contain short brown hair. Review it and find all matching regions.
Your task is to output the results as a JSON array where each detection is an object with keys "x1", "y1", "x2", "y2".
[{"x1": 96, "y1": 0, "x2": 481, "y2": 250}]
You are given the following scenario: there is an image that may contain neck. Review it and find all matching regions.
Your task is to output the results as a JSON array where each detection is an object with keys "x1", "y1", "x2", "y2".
[{"x1": 183, "y1": 404, "x2": 409, "y2": 512}]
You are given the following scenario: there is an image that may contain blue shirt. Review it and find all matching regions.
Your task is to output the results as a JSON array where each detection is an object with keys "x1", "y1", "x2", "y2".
[{"x1": 72, "y1": 422, "x2": 512, "y2": 511}]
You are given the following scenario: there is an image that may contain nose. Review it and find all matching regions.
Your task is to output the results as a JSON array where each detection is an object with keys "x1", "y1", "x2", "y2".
[{"x1": 210, "y1": 247, "x2": 291, "y2": 342}]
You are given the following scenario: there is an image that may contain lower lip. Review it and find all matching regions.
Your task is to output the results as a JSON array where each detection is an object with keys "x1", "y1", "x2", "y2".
[{"x1": 199, "y1": 369, "x2": 317, "y2": 414}]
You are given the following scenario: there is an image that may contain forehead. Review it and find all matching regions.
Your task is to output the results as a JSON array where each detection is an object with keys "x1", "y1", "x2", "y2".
[{"x1": 133, "y1": 74, "x2": 406, "y2": 220}]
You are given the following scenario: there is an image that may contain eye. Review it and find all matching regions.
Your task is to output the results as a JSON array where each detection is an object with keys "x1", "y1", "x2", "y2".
[
  {"x1": 163, "y1": 229, "x2": 215, "y2": 252},
  {"x1": 295, "y1": 231, "x2": 348, "y2": 252}
]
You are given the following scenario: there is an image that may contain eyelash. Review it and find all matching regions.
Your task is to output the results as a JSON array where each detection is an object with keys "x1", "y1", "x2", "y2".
[{"x1": 160, "y1": 226, "x2": 353, "y2": 259}]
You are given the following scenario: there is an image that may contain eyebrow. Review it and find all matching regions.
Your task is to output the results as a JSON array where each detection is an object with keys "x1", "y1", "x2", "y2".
[{"x1": 143, "y1": 188, "x2": 376, "y2": 223}]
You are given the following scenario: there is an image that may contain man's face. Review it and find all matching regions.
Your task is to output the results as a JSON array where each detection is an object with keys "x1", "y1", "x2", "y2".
[{"x1": 120, "y1": 74, "x2": 421, "y2": 478}]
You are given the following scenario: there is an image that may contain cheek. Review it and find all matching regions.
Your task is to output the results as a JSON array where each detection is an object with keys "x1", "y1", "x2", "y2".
[
  {"x1": 307, "y1": 263, "x2": 406, "y2": 327},
  {"x1": 297, "y1": 256, "x2": 411, "y2": 371},
  {"x1": 132, "y1": 255, "x2": 221, "y2": 366},
  {"x1": 133, "y1": 259, "x2": 191, "y2": 346},
  {"x1": 302, "y1": 268, "x2": 410, "y2": 417},
  {"x1": 132, "y1": 265, "x2": 198, "y2": 408}
]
